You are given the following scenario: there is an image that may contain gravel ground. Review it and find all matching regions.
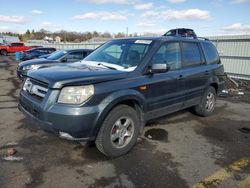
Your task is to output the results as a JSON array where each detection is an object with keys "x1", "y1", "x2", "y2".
[{"x1": 0, "y1": 55, "x2": 250, "y2": 188}]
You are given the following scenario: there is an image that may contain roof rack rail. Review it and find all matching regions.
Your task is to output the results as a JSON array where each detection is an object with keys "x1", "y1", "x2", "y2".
[
  {"x1": 166, "y1": 35, "x2": 210, "y2": 40},
  {"x1": 163, "y1": 34, "x2": 210, "y2": 41},
  {"x1": 173, "y1": 35, "x2": 197, "y2": 39}
]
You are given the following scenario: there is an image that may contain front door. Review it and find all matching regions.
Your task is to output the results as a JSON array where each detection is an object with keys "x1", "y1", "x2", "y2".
[{"x1": 146, "y1": 42, "x2": 185, "y2": 120}]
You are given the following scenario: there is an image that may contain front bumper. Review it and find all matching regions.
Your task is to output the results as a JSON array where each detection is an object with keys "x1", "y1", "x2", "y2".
[
  {"x1": 18, "y1": 103, "x2": 54, "y2": 132},
  {"x1": 19, "y1": 91, "x2": 99, "y2": 141}
]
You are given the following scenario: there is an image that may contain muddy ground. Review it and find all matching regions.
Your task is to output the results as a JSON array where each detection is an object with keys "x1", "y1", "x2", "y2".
[{"x1": 0, "y1": 56, "x2": 250, "y2": 188}]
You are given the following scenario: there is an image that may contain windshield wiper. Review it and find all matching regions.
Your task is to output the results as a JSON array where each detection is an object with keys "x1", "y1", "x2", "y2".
[{"x1": 98, "y1": 63, "x2": 117, "y2": 70}]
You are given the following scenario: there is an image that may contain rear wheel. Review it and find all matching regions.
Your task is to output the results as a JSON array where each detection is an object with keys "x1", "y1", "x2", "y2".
[
  {"x1": 0, "y1": 50, "x2": 7, "y2": 56},
  {"x1": 194, "y1": 86, "x2": 216, "y2": 117},
  {"x1": 95, "y1": 105, "x2": 140, "y2": 157}
]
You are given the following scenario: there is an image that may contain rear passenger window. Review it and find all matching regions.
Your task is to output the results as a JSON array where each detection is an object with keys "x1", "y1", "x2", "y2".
[
  {"x1": 182, "y1": 42, "x2": 201, "y2": 67},
  {"x1": 202, "y1": 42, "x2": 219, "y2": 64},
  {"x1": 152, "y1": 42, "x2": 181, "y2": 70}
]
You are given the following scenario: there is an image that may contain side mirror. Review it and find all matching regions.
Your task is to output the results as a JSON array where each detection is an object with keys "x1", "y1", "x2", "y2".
[{"x1": 149, "y1": 64, "x2": 169, "y2": 74}]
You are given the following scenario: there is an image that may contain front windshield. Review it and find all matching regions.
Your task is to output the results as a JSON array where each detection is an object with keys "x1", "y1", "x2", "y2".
[
  {"x1": 84, "y1": 39, "x2": 151, "y2": 70},
  {"x1": 47, "y1": 50, "x2": 67, "y2": 60}
]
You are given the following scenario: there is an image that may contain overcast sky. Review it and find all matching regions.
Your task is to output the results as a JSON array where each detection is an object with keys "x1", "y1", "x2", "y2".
[{"x1": 0, "y1": 0, "x2": 250, "y2": 36}]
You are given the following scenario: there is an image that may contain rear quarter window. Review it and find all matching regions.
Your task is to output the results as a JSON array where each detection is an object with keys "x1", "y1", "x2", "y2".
[{"x1": 201, "y1": 42, "x2": 220, "y2": 64}]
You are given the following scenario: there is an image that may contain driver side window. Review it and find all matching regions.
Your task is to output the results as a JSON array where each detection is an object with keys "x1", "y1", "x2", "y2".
[{"x1": 152, "y1": 42, "x2": 181, "y2": 70}]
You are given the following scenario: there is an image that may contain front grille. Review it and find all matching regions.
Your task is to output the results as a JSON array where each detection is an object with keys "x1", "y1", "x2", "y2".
[{"x1": 23, "y1": 78, "x2": 49, "y2": 100}]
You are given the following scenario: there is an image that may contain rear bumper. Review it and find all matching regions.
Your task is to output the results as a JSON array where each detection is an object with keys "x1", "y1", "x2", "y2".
[{"x1": 217, "y1": 79, "x2": 225, "y2": 95}]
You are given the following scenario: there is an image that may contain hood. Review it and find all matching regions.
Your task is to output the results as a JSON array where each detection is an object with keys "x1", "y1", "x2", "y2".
[
  {"x1": 27, "y1": 62, "x2": 129, "y2": 88},
  {"x1": 19, "y1": 58, "x2": 58, "y2": 67}
]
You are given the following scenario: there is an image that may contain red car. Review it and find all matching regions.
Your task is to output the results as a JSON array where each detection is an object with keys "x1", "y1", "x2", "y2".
[{"x1": 0, "y1": 42, "x2": 34, "y2": 55}]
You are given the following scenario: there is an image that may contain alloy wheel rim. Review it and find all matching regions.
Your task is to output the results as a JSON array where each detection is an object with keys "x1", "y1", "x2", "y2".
[
  {"x1": 205, "y1": 92, "x2": 215, "y2": 112},
  {"x1": 110, "y1": 116, "x2": 134, "y2": 149}
]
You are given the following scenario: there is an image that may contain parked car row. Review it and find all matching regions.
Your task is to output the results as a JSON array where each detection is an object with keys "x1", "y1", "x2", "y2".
[
  {"x1": 0, "y1": 42, "x2": 35, "y2": 56},
  {"x1": 0, "y1": 42, "x2": 57, "y2": 60},
  {"x1": 20, "y1": 47, "x2": 57, "y2": 61},
  {"x1": 18, "y1": 28, "x2": 225, "y2": 157},
  {"x1": 17, "y1": 48, "x2": 93, "y2": 79}
]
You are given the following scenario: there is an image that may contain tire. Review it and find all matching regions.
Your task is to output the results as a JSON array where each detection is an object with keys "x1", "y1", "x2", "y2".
[
  {"x1": 95, "y1": 105, "x2": 140, "y2": 157},
  {"x1": 194, "y1": 86, "x2": 216, "y2": 117},
  {"x1": 1, "y1": 50, "x2": 7, "y2": 56}
]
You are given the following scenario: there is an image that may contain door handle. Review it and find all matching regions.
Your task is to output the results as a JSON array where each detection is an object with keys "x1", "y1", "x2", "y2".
[{"x1": 177, "y1": 75, "x2": 185, "y2": 80}]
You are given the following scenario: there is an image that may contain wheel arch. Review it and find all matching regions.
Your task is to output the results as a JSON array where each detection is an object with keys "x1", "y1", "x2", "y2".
[
  {"x1": 93, "y1": 90, "x2": 146, "y2": 138},
  {"x1": 210, "y1": 82, "x2": 218, "y2": 93},
  {"x1": 206, "y1": 76, "x2": 220, "y2": 94}
]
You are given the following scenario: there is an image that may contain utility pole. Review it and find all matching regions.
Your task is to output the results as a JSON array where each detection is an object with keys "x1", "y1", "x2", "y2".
[{"x1": 64, "y1": 31, "x2": 66, "y2": 43}]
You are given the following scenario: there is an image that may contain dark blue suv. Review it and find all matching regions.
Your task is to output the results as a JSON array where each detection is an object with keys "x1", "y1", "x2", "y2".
[{"x1": 19, "y1": 36, "x2": 224, "y2": 157}]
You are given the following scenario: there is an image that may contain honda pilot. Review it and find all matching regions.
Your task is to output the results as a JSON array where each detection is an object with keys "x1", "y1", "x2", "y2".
[{"x1": 19, "y1": 35, "x2": 224, "y2": 157}]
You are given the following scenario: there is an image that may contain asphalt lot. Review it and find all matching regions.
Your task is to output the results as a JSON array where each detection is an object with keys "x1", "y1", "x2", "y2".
[{"x1": 0, "y1": 56, "x2": 250, "y2": 188}]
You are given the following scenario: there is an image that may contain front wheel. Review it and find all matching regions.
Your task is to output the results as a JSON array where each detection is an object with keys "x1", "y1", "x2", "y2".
[
  {"x1": 95, "y1": 105, "x2": 140, "y2": 157},
  {"x1": 194, "y1": 86, "x2": 216, "y2": 117}
]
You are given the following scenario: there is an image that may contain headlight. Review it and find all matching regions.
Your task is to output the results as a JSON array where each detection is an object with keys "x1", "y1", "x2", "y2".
[
  {"x1": 23, "y1": 64, "x2": 40, "y2": 71},
  {"x1": 58, "y1": 85, "x2": 94, "y2": 104}
]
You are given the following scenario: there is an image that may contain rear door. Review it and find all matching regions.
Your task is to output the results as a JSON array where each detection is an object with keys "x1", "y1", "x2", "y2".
[
  {"x1": 180, "y1": 41, "x2": 211, "y2": 106},
  {"x1": 146, "y1": 42, "x2": 185, "y2": 119}
]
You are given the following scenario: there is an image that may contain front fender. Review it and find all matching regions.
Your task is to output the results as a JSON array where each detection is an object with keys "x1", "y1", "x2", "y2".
[{"x1": 92, "y1": 89, "x2": 146, "y2": 137}]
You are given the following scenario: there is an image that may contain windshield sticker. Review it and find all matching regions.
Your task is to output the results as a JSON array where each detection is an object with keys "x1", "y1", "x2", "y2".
[{"x1": 134, "y1": 40, "x2": 152, "y2": 44}]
